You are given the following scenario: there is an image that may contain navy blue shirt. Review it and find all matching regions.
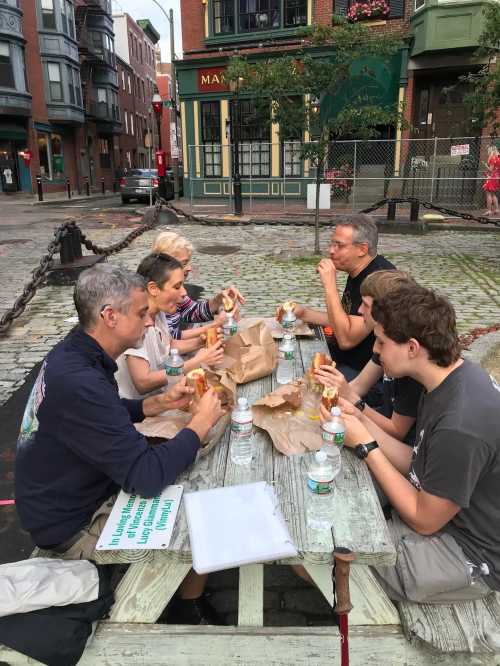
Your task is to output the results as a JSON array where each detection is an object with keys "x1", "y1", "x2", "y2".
[{"x1": 15, "y1": 327, "x2": 200, "y2": 547}]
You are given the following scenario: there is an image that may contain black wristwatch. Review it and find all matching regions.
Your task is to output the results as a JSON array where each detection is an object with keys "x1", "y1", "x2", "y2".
[
  {"x1": 354, "y1": 398, "x2": 366, "y2": 412},
  {"x1": 354, "y1": 441, "x2": 379, "y2": 460}
]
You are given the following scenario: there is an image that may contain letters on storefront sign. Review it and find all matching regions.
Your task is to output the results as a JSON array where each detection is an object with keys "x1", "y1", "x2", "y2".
[{"x1": 197, "y1": 67, "x2": 229, "y2": 92}]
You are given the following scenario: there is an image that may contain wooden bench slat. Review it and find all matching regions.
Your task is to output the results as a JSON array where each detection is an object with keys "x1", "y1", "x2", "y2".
[{"x1": 398, "y1": 592, "x2": 500, "y2": 654}]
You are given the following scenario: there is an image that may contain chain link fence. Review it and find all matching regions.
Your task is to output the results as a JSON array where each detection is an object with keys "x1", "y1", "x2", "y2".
[{"x1": 186, "y1": 136, "x2": 496, "y2": 213}]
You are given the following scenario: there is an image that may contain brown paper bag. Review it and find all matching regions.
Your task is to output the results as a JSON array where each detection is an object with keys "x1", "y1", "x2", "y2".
[
  {"x1": 135, "y1": 369, "x2": 236, "y2": 456},
  {"x1": 252, "y1": 380, "x2": 323, "y2": 456},
  {"x1": 224, "y1": 320, "x2": 277, "y2": 384}
]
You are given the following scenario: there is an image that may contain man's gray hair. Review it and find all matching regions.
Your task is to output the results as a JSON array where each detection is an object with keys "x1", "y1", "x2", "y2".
[
  {"x1": 335, "y1": 214, "x2": 378, "y2": 256},
  {"x1": 74, "y1": 263, "x2": 146, "y2": 329}
]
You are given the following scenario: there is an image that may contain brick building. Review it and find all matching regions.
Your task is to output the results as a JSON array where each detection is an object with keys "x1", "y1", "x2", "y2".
[
  {"x1": 155, "y1": 61, "x2": 175, "y2": 166},
  {"x1": 113, "y1": 14, "x2": 159, "y2": 171},
  {"x1": 177, "y1": 0, "x2": 412, "y2": 200}
]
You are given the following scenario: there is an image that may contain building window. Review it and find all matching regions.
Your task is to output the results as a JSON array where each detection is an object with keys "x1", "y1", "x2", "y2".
[
  {"x1": 124, "y1": 110, "x2": 128, "y2": 133},
  {"x1": 74, "y1": 68, "x2": 82, "y2": 106},
  {"x1": 128, "y1": 74, "x2": 131, "y2": 94},
  {"x1": 122, "y1": 69, "x2": 126, "y2": 90},
  {"x1": 48, "y1": 62, "x2": 63, "y2": 101},
  {"x1": 61, "y1": 0, "x2": 68, "y2": 34},
  {"x1": 415, "y1": 0, "x2": 425, "y2": 8},
  {"x1": 235, "y1": 100, "x2": 270, "y2": 177},
  {"x1": 67, "y1": 64, "x2": 75, "y2": 103},
  {"x1": 0, "y1": 42, "x2": 14, "y2": 89},
  {"x1": 37, "y1": 133, "x2": 64, "y2": 179},
  {"x1": 41, "y1": 0, "x2": 56, "y2": 30},
  {"x1": 99, "y1": 139, "x2": 111, "y2": 169},
  {"x1": 284, "y1": 0, "x2": 307, "y2": 26},
  {"x1": 130, "y1": 112, "x2": 134, "y2": 135},
  {"x1": 68, "y1": 2, "x2": 75, "y2": 38},
  {"x1": 201, "y1": 101, "x2": 222, "y2": 177},
  {"x1": 283, "y1": 141, "x2": 301, "y2": 176},
  {"x1": 214, "y1": 0, "x2": 235, "y2": 34},
  {"x1": 239, "y1": 0, "x2": 280, "y2": 32}
]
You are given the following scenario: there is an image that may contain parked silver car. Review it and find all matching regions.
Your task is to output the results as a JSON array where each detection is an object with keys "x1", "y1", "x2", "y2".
[{"x1": 119, "y1": 169, "x2": 174, "y2": 204}]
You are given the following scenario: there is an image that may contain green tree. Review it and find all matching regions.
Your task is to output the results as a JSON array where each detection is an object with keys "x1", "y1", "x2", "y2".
[
  {"x1": 461, "y1": 1, "x2": 500, "y2": 135},
  {"x1": 225, "y1": 20, "x2": 405, "y2": 253}
]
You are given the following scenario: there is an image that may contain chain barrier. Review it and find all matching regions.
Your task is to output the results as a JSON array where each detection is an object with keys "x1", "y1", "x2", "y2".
[
  {"x1": 0, "y1": 198, "x2": 165, "y2": 337},
  {"x1": 359, "y1": 197, "x2": 500, "y2": 228}
]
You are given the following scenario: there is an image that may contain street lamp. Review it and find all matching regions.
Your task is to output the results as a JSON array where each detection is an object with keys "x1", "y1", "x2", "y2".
[
  {"x1": 151, "y1": 0, "x2": 180, "y2": 200},
  {"x1": 152, "y1": 92, "x2": 167, "y2": 200},
  {"x1": 228, "y1": 76, "x2": 244, "y2": 216}
]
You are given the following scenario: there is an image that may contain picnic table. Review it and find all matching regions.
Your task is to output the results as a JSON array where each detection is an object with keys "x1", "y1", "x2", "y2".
[{"x1": 95, "y1": 325, "x2": 396, "y2": 626}]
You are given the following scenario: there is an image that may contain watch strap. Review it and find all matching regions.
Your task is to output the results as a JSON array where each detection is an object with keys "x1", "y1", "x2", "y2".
[
  {"x1": 355, "y1": 441, "x2": 379, "y2": 460},
  {"x1": 354, "y1": 398, "x2": 366, "y2": 412}
]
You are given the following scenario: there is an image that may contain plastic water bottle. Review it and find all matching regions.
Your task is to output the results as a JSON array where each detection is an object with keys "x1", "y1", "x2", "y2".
[
  {"x1": 276, "y1": 333, "x2": 294, "y2": 384},
  {"x1": 162, "y1": 348, "x2": 184, "y2": 385},
  {"x1": 230, "y1": 397, "x2": 254, "y2": 465},
  {"x1": 223, "y1": 314, "x2": 238, "y2": 339},
  {"x1": 321, "y1": 406, "x2": 345, "y2": 469},
  {"x1": 281, "y1": 309, "x2": 296, "y2": 333},
  {"x1": 306, "y1": 449, "x2": 336, "y2": 531}
]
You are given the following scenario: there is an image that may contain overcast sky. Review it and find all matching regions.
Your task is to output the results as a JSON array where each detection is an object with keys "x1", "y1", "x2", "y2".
[{"x1": 111, "y1": 0, "x2": 183, "y2": 63}]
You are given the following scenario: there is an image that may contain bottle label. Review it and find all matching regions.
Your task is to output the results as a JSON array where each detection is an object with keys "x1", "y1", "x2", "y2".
[
  {"x1": 282, "y1": 320, "x2": 295, "y2": 329},
  {"x1": 224, "y1": 324, "x2": 238, "y2": 336},
  {"x1": 334, "y1": 432, "x2": 344, "y2": 445},
  {"x1": 307, "y1": 478, "x2": 333, "y2": 495},
  {"x1": 279, "y1": 350, "x2": 294, "y2": 360},
  {"x1": 231, "y1": 420, "x2": 252, "y2": 434},
  {"x1": 166, "y1": 366, "x2": 182, "y2": 376},
  {"x1": 321, "y1": 426, "x2": 344, "y2": 446}
]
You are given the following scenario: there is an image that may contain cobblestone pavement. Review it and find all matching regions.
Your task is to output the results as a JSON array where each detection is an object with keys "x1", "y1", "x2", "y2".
[{"x1": 1, "y1": 217, "x2": 499, "y2": 406}]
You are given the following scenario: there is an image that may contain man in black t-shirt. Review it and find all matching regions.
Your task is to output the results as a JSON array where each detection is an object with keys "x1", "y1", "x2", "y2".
[
  {"x1": 294, "y1": 215, "x2": 395, "y2": 376},
  {"x1": 326, "y1": 286, "x2": 500, "y2": 603}
]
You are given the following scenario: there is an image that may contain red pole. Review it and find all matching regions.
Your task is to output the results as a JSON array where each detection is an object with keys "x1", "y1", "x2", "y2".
[{"x1": 333, "y1": 550, "x2": 355, "y2": 666}]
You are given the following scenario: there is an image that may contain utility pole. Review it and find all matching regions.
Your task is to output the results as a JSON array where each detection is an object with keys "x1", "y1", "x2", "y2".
[{"x1": 151, "y1": 0, "x2": 181, "y2": 199}]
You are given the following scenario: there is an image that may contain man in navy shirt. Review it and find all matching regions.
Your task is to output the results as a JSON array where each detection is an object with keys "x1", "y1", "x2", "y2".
[{"x1": 16, "y1": 263, "x2": 223, "y2": 623}]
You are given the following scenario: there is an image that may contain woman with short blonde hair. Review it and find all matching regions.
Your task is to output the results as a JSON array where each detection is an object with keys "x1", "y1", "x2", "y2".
[{"x1": 151, "y1": 231, "x2": 245, "y2": 340}]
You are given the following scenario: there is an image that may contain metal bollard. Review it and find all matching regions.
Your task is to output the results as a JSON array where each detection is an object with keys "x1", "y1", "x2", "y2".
[
  {"x1": 59, "y1": 228, "x2": 74, "y2": 265},
  {"x1": 85, "y1": 177, "x2": 90, "y2": 197},
  {"x1": 36, "y1": 175, "x2": 43, "y2": 202},
  {"x1": 410, "y1": 200, "x2": 420, "y2": 222},
  {"x1": 112, "y1": 180, "x2": 117, "y2": 193},
  {"x1": 101, "y1": 178, "x2": 105, "y2": 195},
  {"x1": 387, "y1": 201, "x2": 397, "y2": 221},
  {"x1": 69, "y1": 223, "x2": 83, "y2": 260},
  {"x1": 66, "y1": 177, "x2": 71, "y2": 199}
]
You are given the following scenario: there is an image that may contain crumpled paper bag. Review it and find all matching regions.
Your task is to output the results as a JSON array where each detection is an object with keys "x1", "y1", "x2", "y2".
[
  {"x1": 239, "y1": 317, "x2": 314, "y2": 339},
  {"x1": 252, "y1": 380, "x2": 323, "y2": 456},
  {"x1": 224, "y1": 320, "x2": 277, "y2": 384},
  {"x1": 135, "y1": 368, "x2": 236, "y2": 456}
]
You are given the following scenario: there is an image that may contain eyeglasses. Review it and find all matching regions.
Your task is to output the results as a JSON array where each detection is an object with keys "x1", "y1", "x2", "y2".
[{"x1": 329, "y1": 241, "x2": 364, "y2": 249}]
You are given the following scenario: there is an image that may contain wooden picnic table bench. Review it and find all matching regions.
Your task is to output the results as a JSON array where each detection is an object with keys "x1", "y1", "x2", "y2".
[{"x1": 2, "y1": 325, "x2": 500, "y2": 665}]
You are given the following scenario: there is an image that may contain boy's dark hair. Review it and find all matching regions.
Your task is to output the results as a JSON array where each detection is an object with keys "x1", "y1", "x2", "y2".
[
  {"x1": 372, "y1": 286, "x2": 461, "y2": 367},
  {"x1": 136, "y1": 253, "x2": 183, "y2": 288}
]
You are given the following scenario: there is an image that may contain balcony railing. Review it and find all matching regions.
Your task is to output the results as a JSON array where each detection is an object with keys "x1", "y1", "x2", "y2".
[{"x1": 89, "y1": 100, "x2": 120, "y2": 122}]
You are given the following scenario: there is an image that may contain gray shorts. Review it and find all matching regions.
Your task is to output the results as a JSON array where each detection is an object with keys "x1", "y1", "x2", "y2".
[{"x1": 373, "y1": 511, "x2": 491, "y2": 604}]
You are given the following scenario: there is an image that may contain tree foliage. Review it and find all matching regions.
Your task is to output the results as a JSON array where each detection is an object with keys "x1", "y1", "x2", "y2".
[{"x1": 461, "y1": 1, "x2": 500, "y2": 135}]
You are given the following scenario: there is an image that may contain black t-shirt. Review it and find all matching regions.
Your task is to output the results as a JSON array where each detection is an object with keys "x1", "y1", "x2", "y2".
[
  {"x1": 372, "y1": 352, "x2": 423, "y2": 418},
  {"x1": 409, "y1": 360, "x2": 500, "y2": 591},
  {"x1": 329, "y1": 254, "x2": 395, "y2": 370}
]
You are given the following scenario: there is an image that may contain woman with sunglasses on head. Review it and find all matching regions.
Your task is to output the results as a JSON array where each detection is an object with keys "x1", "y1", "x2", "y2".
[
  {"x1": 115, "y1": 252, "x2": 224, "y2": 400},
  {"x1": 151, "y1": 231, "x2": 245, "y2": 341}
]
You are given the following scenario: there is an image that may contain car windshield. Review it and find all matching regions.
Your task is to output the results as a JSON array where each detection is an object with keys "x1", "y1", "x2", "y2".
[{"x1": 128, "y1": 169, "x2": 158, "y2": 177}]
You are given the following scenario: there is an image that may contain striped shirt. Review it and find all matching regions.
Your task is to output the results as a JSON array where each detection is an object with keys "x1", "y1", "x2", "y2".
[{"x1": 163, "y1": 295, "x2": 213, "y2": 339}]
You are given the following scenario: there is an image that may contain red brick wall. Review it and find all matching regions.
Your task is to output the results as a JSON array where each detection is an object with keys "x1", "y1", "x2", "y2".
[
  {"x1": 156, "y1": 69, "x2": 173, "y2": 164},
  {"x1": 181, "y1": 0, "x2": 206, "y2": 53},
  {"x1": 315, "y1": 0, "x2": 412, "y2": 33}
]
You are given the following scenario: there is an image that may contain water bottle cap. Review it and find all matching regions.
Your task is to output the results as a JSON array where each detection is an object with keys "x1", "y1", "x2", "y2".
[
  {"x1": 331, "y1": 406, "x2": 341, "y2": 416},
  {"x1": 283, "y1": 333, "x2": 292, "y2": 341},
  {"x1": 171, "y1": 348, "x2": 180, "y2": 356},
  {"x1": 315, "y1": 449, "x2": 327, "y2": 463},
  {"x1": 237, "y1": 397, "x2": 248, "y2": 409}
]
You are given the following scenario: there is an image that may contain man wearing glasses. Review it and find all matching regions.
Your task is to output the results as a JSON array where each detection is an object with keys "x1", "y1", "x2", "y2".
[{"x1": 294, "y1": 214, "x2": 395, "y2": 387}]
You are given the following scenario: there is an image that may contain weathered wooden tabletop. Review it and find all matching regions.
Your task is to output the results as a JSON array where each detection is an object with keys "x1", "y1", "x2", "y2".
[{"x1": 103, "y1": 325, "x2": 396, "y2": 624}]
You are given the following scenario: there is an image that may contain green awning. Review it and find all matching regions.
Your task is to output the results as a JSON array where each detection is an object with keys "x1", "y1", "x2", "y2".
[{"x1": 0, "y1": 124, "x2": 27, "y2": 141}]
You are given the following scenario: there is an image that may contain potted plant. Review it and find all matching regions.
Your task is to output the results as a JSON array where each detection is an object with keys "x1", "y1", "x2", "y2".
[{"x1": 346, "y1": 0, "x2": 390, "y2": 22}]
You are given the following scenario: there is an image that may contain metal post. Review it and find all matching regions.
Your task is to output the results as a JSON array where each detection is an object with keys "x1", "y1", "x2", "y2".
[
  {"x1": 66, "y1": 177, "x2": 71, "y2": 199},
  {"x1": 232, "y1": 96, "x2": 242, "y2": 216},
  {"x1": 169, "y1": 8, "x2": 180, "y2": 200},
  {"x1": 410, "y1": 199, "x2": 420, "y2": 222},
  {"x1": 387, "y1": 200, "x2": 397, "y2": 221},
  {"x1": 36, "y1": 175, "x2": 43, "y2": 202},
  {"x1": 189, "y1": 145, "x2": 194, "y2": 213},
  {"x1": 283, "y1": 142, "x2": 286, "y2": 211},
  {"x1": 85, "y1": 176, "x2": 90, "y2": 196},
  {"x1": 352, "y1": 140, "x2": 357, "y2": 212},
  {"x1": 60, "y1": 229, "x2": 74, "y2": 265},
  {"x1": 156, "y1": 114, "x2": 167, "y2": 200},
  {"x1": 249, "y1": 143, "x2": 253, "y2": 211},
  {"x1": 70, "y1": 223, "x2": 83, "y2": 259},
  {"x1": 101, "y1": 178, "x2": 105, "y2": 195},
  {"x1": 430, "y1": 136, "x2": 438, "y2": 203}
]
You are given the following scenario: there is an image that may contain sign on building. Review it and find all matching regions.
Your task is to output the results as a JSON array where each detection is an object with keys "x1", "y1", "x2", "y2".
[
  {"x1": 170, "y1": 121, "x2": 179, "y2": 159},
  {"x1": 197, "y1": 66, "x2": 228, "y2": 92}
]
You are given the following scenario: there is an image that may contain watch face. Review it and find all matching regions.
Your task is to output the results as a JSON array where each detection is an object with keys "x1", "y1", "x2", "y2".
[{"x1": 356, "y1": 444, "x2": 367, "y2": 459}]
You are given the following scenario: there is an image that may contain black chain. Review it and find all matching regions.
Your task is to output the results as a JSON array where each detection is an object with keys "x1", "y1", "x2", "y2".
[
  {"x1": 359, "y1": 197, "x2": 500, "y2": 228},
  {"x1": 79, "y1": 197, "x2": 164, "y2": 256},
  {"x1": 0, "y1": 222, "x2": 74, "y2": 336},
  {"x1": 0, "y1": 198, "x2": 165, "y2": 337}
]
